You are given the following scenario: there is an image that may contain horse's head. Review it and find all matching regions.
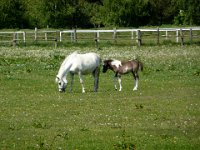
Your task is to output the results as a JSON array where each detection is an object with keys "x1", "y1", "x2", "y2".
[{"x1": 55, "y1": 76, "x2": 67, "y2": 92}]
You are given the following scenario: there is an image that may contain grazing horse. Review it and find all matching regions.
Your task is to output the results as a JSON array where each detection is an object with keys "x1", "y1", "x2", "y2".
[
  {"x1": 103, "y1": 59, "x2": 143, "y2": 91},
  {"x1": 56, "y1": 51, "x2": 101, "y2": 93}
]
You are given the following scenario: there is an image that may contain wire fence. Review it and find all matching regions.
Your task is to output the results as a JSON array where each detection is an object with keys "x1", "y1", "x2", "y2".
[{"x1": 0, "y1": 27, "x2": 200, "y2": 47}]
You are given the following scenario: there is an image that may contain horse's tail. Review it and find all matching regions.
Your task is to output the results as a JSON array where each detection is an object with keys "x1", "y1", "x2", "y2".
[{"x1": 138, "y1": 61, "x2": 143, "y2": 72}]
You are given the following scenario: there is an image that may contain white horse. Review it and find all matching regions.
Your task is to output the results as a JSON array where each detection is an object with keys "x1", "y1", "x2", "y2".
[{"x1": 55, "y1": 51, "x2": 101, "y2": 93}]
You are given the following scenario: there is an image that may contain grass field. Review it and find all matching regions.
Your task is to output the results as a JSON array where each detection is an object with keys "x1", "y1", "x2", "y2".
[{"x1": 0, "y1": 45, "x2": 200, "y2": 149}]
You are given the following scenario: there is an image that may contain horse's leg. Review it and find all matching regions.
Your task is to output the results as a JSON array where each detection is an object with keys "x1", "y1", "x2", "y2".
[
  {"x1": 69, "y1": 72, "x2": 74, "y2": 92},
  {"x1": 118, "y1": 75, "x2": 122, "y2": 91},
  {"x1": 93, "y1": 67, "x2": 100, "y2": 92},
  {"x1": 133, "y1": 72, "x2": 139, "y2": 91},
  {"x1": 78, "y1": 72, "x2": 85, "y2": 93}
]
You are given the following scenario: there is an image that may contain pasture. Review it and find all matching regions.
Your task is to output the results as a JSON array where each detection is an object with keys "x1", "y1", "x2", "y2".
[{"x1": 0, "y1": 45, "x2": 200, "y2": 149}]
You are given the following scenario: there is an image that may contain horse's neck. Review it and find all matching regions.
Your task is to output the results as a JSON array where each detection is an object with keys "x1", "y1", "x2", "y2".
[
  {"x1": 57, "y1": 61, "x2": 72, "y2": 79},
  {"x1": 58, "y1": 52, "x2": 79, "y2": 79}
]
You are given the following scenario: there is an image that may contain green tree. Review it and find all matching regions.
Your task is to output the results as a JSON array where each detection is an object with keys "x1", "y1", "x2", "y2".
[
  {"x1": 40, "y1": 0, "x2": 92, "y2": 28},
  {"x1": 81, "y1": 1, "x2": 103, "y2": 27},
  {"x1": 149, "y1": 0, "x2": 178, "y2": 25},
  {"x1": 0, "y1": 0, "x2": 199, "y2": 29},
  {"x1": 0, "y1": 0, "x2": 26, "y2": 28},
  {"x1": 22, "y1": 0, "x2": 45, "y2": 28},
  {"x1": 100, "y1": 0, "x2": 152, "y2": 27},
  {"x1": 176, "y1": 0, "x2": 200, "y2": 25}
]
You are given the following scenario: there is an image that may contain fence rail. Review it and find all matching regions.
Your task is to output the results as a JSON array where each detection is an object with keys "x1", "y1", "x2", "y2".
[{"x1": 0, "y1": 27, "x2": 200, "y2": 47}]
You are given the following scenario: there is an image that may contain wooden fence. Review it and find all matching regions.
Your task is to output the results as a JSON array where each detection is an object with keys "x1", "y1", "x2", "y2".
[{"x1": 0, "y1": 27, "x2": 200, "y2": 47}]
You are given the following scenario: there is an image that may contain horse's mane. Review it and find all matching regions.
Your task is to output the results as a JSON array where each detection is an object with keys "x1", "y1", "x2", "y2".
[
  {"x1": 61, "y1": 51, "x2": 78, "y2": 67},
  {"x1": 57, "y1": 51, "x2": 79, "y2": 79},
  {"x1": 66, "y1": 51, "x2": 78, "y2": 61}
]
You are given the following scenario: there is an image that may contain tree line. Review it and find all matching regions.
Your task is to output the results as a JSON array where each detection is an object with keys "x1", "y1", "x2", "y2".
[{"x1": 0, "y1": 0, "x2": 199, "y2": 29}]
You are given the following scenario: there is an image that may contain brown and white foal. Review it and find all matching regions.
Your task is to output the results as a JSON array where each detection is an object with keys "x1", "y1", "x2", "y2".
[{"x1": 103, "y1": 59, "x2": 143, "y2": 91}]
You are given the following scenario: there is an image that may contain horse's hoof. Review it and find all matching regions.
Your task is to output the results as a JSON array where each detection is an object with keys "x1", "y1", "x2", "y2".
[{"x1": 133, "y1": 89, "x2": 137, "y2": 91}]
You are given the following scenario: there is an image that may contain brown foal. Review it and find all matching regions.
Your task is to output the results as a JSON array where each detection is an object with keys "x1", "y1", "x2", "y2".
[{"x1": 103, "y1": 59, "x2": 143, "y2": 91}]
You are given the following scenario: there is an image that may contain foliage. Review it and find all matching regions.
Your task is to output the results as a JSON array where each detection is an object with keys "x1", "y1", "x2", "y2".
[
  {"x1": 0, "y1": 0, "x2": 26, "y2": 28},
  {"x1": 174, "y1": 0, "x2": 200, "y2": 25},
  {"x1": 0, "y1": 0, "x2": 200, "y2": 29}
]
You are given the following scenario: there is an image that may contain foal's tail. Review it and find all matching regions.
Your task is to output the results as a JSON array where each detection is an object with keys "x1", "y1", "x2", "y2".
[{"x1": 138, "y1": 61, "x2": 143, "y2": 72}]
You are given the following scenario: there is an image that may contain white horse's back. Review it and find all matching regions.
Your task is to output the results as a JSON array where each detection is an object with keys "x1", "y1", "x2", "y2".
[{"x1": 70, "y1": 52, "x2": 101, "y2": 74}]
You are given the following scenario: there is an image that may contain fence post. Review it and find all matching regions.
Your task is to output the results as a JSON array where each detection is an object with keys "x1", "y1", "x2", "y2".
[
  {"x1": 34, "y1": 27, "x2": 37, "y2": 42},
  {"x1": 190, "y1": 28, "x2": 193, "y2": 43},
  {"x1": 97, "y1": 31, "x2": 100, "y2": 42},
  {"x1": 60, "y1": 31, "x2": 62, "y2": 42},
  {"x1": 45, "y1": 32, "x2": 47, "y2": 41},
  {"x1": 94, "y1": 32, "x2": 99, "y2": 50},
  {"x1": 157, "y1": 27, "x2": 160, "y2": 45},
  {"x1": 55, "y1": 31, "x2": 59, "y2": 48},
  {"x1": 55, "y1": 38, "x2": 58, "y2": 48},
  {"x1": 70, "y1": 31, "x2": 73, "y2": 42},
  {"x1": 17, "y1": 32, "x2": 19, "y2": 42},
  {"x1": 176, "y1": 29, "x2": 179, "y2": 43},
  {"x1": 180, "y1": 28, "x2": 184, "y2": 46},
  {"x1": 73, "y1": 28, "x2": 77, "y2": 42},
  {"x1": 131, "y1": 30, "x2": 134, "y2": 46},
  {"x1": 165, "y1": 30, "x2": 168, "y2": 40},
  {"x1": 113, "y1": 27, "x2": 117, "y2": 42},
  {"x1": 131, "y1": 31, "x2": 134, "y2": 40},
  {"x1": 23, "y1": 31, "x2": 26, "y2": 46},
  {"x1": 13, "y1": 32, "x2": 17, "y2": 46},
  {"x1": 136, "y1": 30, "x2": 142, "y2": 47}
]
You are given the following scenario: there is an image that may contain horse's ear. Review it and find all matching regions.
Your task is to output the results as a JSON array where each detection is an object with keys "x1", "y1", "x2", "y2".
[{"x1": 55, "y1": 76, "x2": 59, "y2": 83}]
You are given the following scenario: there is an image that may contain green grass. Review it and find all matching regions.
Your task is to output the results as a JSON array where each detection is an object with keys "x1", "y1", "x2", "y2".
[{"x1": 0, "y1": 45, "x2": 200, "y2": 149}]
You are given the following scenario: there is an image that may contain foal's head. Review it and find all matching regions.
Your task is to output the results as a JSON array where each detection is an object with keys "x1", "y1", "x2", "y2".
[
  {"x1": 102, "y1": 60, "x2": 112, "y2": 73},
  {"x1": 103, "y1": 59, "x2": 122, "y2": 73}
]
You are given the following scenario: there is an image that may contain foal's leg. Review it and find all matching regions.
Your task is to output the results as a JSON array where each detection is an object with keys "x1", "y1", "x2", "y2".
[
  {"x1": 69, "y1": 72, "x2": 74, "y2": 92},
  {"x1": 118, "y1": 76, "x2": 122, "y2": 91},
  {"x1": 114, "y1": 73, "x2": 118, "y2": 90},
  {"x1": 114, "y1": 77, "x2": 117, "y2": 90},
  {"x1": 115, "y1": 73, "x2": 122, "y2": 91},
  {"x1": 133, "y1": 72, "x2": 139, "y2": 91},
  {"x1": 78, "y1": 72, "x2": 85, "y2": 93}
]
